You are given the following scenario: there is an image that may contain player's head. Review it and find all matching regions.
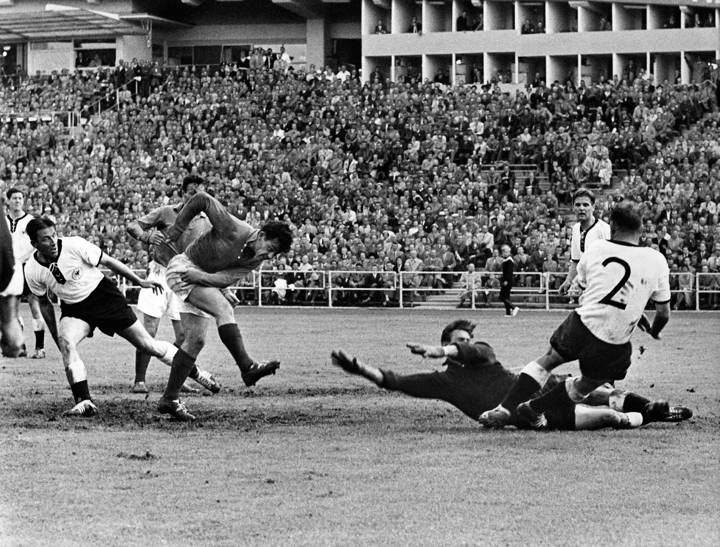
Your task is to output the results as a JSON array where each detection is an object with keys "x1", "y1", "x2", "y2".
[
  {"x1": 572, "y1": 188, "x2": 596, "y2": 222},
  {"x1": 440, "y1": 319, "x2": 476, "y2": 345},
  {"x1": 609, "y1": 200, "x2": 643, "y2": 235},
  {"x1": 182, "y1": 174, "x2": 205, "y2": 196},
  {"x1": 5, "y1": 187, "x2": 24, "y2": 211},
  {"x1": 27, "y1": 217, "x2": 58, "y2": 260},
  {"x1": 500, "y1": 244, "x2": 511, "y2": 257},
  {"x1": 256, "y1": 221, "x2": 293, "y2": 259}
]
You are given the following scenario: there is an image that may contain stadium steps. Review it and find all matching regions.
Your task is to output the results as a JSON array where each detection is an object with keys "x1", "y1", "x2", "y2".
[
  {"x1": 412, "y1": 290, "x2": 464, "y2": 309},
  {"x1": 410, "y1": 280, "x2": 469, "y2": 309}
]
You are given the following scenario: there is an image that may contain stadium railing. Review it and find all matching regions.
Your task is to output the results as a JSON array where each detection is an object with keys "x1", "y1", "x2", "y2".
[
  {"x1": 0, "y1": 110, "x2": 80, "y2": 128},
  {"x1": 107, "y1": 269, "x2": 720, "y2": 312}
]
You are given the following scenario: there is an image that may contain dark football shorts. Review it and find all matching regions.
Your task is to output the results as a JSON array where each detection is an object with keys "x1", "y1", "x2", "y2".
[
  {"x1": 60, "y1": 276, "x2": 137, "y2": 337},
  {"x1": 550, "y1": 311, "x2": 632, "y2": 381}
]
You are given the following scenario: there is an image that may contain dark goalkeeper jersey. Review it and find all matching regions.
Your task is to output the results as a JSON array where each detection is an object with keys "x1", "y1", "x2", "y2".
[{"x1": 381, "y1": 341, "x2": 519, "y2": 420}]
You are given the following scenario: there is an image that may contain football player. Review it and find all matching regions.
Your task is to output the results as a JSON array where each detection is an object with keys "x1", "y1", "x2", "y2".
[
  {"x1": 126, "y1": 175, "x2": 219, "y2": 395},
  {"x1": 331, "y1": 319, "x2": 691, "y2": 431},
  {"x1": 1, "y1": 188, "x2": 57, "y2": 358},
  {"x1": 24, "y1": 217, "x2": 205, "y2": 417},
  {"x1": 480, "y1": 200, "x2": 674, "y2": 429},
  {"x1": 558, "y1": 188, "x2": 611, "y2": 296},
  {"x1": 157, "y1": 191, "x2": 292, "y2": 421}
]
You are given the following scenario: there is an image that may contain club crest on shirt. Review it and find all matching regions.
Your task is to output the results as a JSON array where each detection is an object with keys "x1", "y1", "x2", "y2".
[{"x1": 71, "y1": 268, "x2": 82, "y2": 281}]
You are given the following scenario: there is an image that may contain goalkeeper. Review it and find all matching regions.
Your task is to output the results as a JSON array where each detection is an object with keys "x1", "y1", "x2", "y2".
[{"x1": 331, "y1": 319, "x2": 692, "y2": 430}]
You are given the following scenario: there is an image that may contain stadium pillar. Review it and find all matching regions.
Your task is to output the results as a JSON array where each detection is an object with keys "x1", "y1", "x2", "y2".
[
  {"x1": 307, "y1": 18, "x2": 328, "y2": 70},
  {"x1": 680, "y1": 51, "x2": 690, "y2": 84}
]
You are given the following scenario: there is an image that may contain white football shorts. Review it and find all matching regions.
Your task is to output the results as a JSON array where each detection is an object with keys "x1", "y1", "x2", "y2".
[
  {"x1": 137, "y1": 261, "x2": 181, "y2": 321},
  {"x1": 165, "y1": 253, "x2": 211, "y2": 318}
]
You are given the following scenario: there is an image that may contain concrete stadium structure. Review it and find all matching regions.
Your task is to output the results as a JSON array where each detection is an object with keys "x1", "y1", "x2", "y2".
[
  {"x1": 0, "y1": 0, "x2": 717, "y2": 84},
  {"x1": 362, "y1": 0, "x2": 720, "y2": 85}
]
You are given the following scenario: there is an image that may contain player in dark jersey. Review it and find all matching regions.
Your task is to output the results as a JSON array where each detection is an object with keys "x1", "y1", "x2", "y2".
[
  {"x1": 331, "y1": 319, "x2": 692, "y2": 430},
  {"x1": 157, "y1": 191, "x2": 292, "y2": 421},
  {"x1": 126, "y1": 175, "x2": 218, "y2": 395}
]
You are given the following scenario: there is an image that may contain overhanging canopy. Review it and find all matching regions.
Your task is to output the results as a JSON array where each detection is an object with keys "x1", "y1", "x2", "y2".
[{"x1": 0, "y1": 10, "x2": 145, "y2": 43}]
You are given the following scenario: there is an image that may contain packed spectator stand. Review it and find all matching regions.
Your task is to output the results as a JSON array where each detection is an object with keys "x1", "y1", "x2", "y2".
[{"x1": 1, "y1": 53, "x2": 719, "y2": 310}]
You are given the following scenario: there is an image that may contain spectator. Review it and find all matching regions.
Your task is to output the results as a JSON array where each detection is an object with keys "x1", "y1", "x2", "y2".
[{"x1": 408, "y1": 17, "x2": 422, "y2": 34}]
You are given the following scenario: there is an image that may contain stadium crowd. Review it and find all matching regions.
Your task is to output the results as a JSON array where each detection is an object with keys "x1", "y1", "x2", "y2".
[{"x1": 1, "y1": 53, "x2": 719, "y2": 309}]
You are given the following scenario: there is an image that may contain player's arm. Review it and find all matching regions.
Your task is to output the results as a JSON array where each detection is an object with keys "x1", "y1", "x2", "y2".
[
  {"x1": 405, "y1": 341, "x2": 496, "y2": 366},
  {"x1": 406, "y1": 343, "x2": 458, "y2": 359},
  {"x1": 638, "y1": 264, "x2": 672, "y2": 339},
  {"x1": 98, "y1": 254, "x2": 163, "y2": 293},
  {"x1": 166, "y1": 192, "x2": 236, "y2": 241},
  {"x1": 180, "y1": 267, "x2": 243, "y2": 289},
  {"x1": 37, "y1": 295, "x2": 59, "y2": 347},
  {"x1": 23, "y1": 270, "x2": 59, "y2": 347},
  {"x1": 638, "y1": 302, "x2": 670, "y2": 340},
  {"x1": 559, "y1": 261, "x2": 578, "y2": 294},
  {"x1": 127, "y1": 208, "x2": 167, "y2": 245}
]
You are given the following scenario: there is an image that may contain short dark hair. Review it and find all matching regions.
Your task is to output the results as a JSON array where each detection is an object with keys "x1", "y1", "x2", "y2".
[
  {"x1": 27, "y1": 217, "x2": 55, "y2": 242},
  {"x1": 6, "y1": 187, "x2": 23, "y2": 200},
  {"x1": 572, "y1": 188, "x2": 595, "y2": 204},
  {"x1": 440, "y1": 319, "x2": 476, "y2": 345},
  {"x1": 182, "y1": 174, "x2": 205, "y2": 193},
  {"x1": 261, "y1": 221, "x2": 293, "y2": 253},
  {"x1": 610, "y1": 200, "x2": 642, "y2": 232}
]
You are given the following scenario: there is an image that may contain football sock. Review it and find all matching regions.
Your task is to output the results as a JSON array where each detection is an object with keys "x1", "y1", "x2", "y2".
[
  {"x1": 34, "y1": 329, "x2": 44, "y2": 350},
  {"x1": 163, "y1": 349, "x2": 196, "y2": 401},
  {"x1": 501, "y1": 374, "x2": 540, "y2": 411},
  {"x1": 621, "y1": 393, "x2": 651, "y2": 413},
  {"x1": 217, "y1": 323, "x2": 253, "y2": 371},
  {"x1": 70, "y1": 380, "x2": 91, "y2": 403},
  {"x1": 529, "y1": 382, "x2": 574, "y2": 414},
  {"x1": 171, "y1": 342, "x2": 200, "y2": 380},
  {"x1": 134, "y1": 350, "x2": 152, "y2": 383}
]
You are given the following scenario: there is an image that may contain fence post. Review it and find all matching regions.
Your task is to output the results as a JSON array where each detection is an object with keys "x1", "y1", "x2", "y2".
[
  {"x1": 545, "y1": 272, "x2": 550, "y2": 311},
  {"x1": 328, "y1": 271, "x2": 333, "y2": 308},
  {"x1": 398, "y1": 271, "x2": 404, "y2": 309},
  {"x1": 470, "y1": 273, "x2": 475, "y2": 309},
  {"x1": 696, "y1": 272, "x2": 700, "y2": 311},
  {"x1": 257, "y1": 268, "x2": 263, "y2": 307}
]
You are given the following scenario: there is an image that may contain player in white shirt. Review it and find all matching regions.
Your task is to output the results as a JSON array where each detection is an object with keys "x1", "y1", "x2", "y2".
[
  {"x1": 558, "y1": 188, "x2": 611, "y2": 296},
  {"x1": 1, "y1": 188, "x2": 57, "y2": 358},
  {"x1": 480, "y1": 200, "x2": 672, "y2": 429},
  {"x1": 24, "y1": 218, "x2": 181, "y2": 417}
]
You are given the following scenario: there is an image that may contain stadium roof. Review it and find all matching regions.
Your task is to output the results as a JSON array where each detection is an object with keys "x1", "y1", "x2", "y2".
[{"x1": 0, "y1": 9, "x2": 145, "y2": 43}]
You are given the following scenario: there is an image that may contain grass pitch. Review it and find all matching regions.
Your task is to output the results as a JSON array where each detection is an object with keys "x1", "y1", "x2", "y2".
[{"x1": 1, "y1": 308, "x2": 719, "y2": 546}]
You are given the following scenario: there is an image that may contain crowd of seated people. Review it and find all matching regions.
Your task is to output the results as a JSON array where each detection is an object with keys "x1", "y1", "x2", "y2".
[{"x1": 0, "y1": 54, "x2": 718, "y2": 309}]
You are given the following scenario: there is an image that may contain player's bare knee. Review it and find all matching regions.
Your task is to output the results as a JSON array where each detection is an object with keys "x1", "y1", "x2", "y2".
[
  {"x1": 143, "y1": 315, "x2": 161, "y2": 336},
  {"x1": 57, "y1": 334, "x2": 74, "y2": 356}
]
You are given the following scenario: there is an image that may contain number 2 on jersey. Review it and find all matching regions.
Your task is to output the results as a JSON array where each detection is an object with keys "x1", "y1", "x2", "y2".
[{"x1": 599, "y1": 257, "x2": 631, "y2": 310}]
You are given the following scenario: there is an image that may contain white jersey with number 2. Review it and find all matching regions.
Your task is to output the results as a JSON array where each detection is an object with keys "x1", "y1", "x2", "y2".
[{"x1": 575, "y1": 240, "x2": 670, "y2": 344}]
